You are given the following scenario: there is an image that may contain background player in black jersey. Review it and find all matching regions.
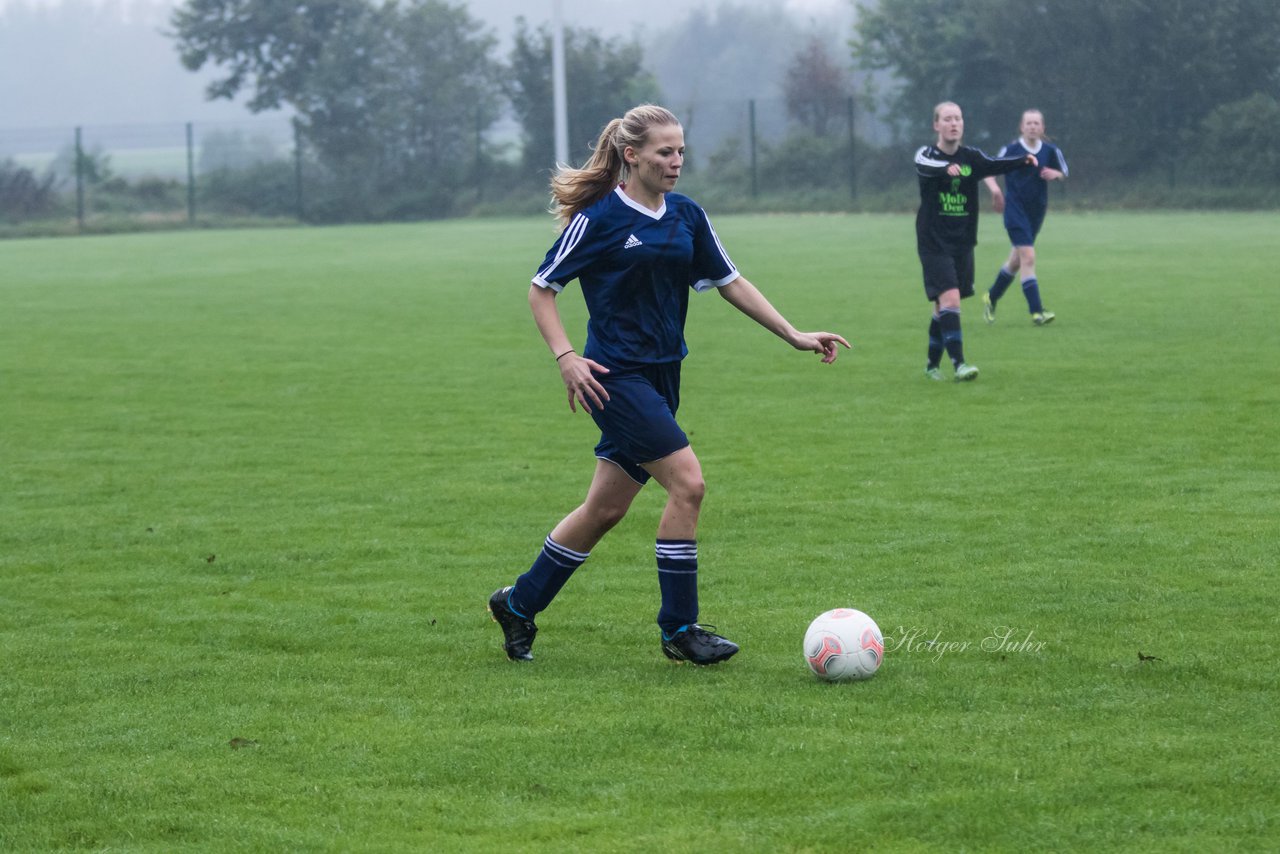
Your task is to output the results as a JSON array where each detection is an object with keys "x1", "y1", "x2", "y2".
[{"x1": 914, "y1": 101, "x2": 1036, "y2": 381}]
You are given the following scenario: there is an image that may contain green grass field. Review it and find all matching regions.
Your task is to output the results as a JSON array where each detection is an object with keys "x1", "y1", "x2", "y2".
[{"x1": 2, "y1": 212, "x2": 1277, "y2": 851}]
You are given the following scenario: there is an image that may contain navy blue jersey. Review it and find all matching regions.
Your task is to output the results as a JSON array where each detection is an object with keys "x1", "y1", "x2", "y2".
[
  {"x1": 914, "y1": 144, "x2": 1030, "y2": 255},
  {"x1": 996, "y1": 137, "x2": 1069, "y2": 235},
  {"x1": 533, "y1": 187, "x2": 738, "y2": 370}
]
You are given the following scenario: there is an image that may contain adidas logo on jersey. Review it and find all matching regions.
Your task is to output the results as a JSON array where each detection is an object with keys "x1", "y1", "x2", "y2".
[{"x1": 624, "y1": 234, "x2": 643, "y2": 249}]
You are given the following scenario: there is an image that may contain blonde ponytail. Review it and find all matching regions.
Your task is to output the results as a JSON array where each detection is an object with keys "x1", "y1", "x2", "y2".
[{"x1": 549, "y1": 105, "x2": 681, "y2": 230}]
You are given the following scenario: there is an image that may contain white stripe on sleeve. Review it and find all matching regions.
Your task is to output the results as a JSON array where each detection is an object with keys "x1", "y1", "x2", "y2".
[
  {"x1": 693, "y1": 210, "x2": 739, "y2": 292},
  {"x1": 915, "y1": 146, "x2": 950, "y2": 170},
  {"x1": 533, "y1": 213, "x2": 590, "y2": 289}
]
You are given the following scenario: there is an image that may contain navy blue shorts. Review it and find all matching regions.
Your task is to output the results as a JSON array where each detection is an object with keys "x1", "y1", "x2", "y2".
[
  {"x1": 1004, "y1": 204, "x2": 1045, "y2": 247},
  {"x1": 919, "y1": 250, "x2": 975, "y2": 302},
  {"x1": 590, "y1": 362, "x2": 688, "y2": 485}
]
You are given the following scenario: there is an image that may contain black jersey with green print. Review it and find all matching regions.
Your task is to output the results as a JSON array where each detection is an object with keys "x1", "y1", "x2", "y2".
[{"x1": 914, "y1": 144, "x2": 1028, "y2": 255}]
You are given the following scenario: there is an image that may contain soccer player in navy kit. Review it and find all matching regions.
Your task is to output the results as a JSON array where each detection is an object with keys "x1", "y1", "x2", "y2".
[
  {"x1": 488, "y1": 105, "x2": 850, "y2": 665},
  {"x1": 915, "y1": 101, "x2": 1036, "y2": 381},
  {"x1": 981, "y1": 109, "x2": 1069, "y2": 325}
]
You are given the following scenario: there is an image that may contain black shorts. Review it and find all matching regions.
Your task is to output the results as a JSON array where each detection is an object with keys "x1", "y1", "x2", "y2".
[{"x1": 919, "y1": 250, "x2": 975, "y2": 302}]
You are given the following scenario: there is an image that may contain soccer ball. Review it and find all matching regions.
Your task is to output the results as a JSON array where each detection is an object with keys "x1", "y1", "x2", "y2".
[{"x1": 804, "y1": 608, "x2": 884, "y2": 682}]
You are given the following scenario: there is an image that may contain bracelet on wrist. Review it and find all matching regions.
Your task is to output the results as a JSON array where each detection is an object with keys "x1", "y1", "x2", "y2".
[{"x1": 555, "y1": 348, "x2": 575, "y2": 362}]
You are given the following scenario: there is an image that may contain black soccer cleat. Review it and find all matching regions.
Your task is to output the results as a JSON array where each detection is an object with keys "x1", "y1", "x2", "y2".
[
  {"x1": 488, "y1": 586, "x2": 537, "y2": 662},
  {"x1": 661, "y1": 625, "x2": 739, "y2": 665}
]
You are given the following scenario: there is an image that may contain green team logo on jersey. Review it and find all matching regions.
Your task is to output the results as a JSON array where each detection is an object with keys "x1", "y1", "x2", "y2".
[
  {"x1": 938, "y1": 166, "x2": 972, "y2": 216},
  {"x1": 939, "y1": 189, "x2": 968, "y2": 215}
]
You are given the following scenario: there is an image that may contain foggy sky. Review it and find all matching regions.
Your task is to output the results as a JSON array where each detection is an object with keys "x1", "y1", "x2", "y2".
[{"x1": 0, "y1": 0, "x2": 850, "y2": 130}]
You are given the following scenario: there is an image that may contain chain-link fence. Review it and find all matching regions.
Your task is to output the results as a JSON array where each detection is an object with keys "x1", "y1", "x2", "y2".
[
  {"x1": 0, "y1": 99, "x2": 890, "y2": 234},
  {"x1": 670, "y1": 96, "x2": 903, "y2": 208},
  {"x1": 0, "y1": 117, "x2": 298, "y2": 234},
  {"x1": 2, "y1": 95, "x2": 1274, "y2": 235}
]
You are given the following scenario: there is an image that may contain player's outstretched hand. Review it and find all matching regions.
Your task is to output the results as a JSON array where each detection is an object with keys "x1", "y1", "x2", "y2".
[
  {"x1": 559, "y1": 354, "x2": 610, "y2": 413},
  {"x1": 793, "y1": 331, "x2": 851, "y2": 364},
  {"x1": 1023, "y1": 154, "x2": 1039, "y2": 168}
]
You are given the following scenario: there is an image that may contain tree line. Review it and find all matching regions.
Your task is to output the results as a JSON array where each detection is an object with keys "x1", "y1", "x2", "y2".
[
  {"x1": 855, "y1": 0, "x2": 1280, "y2": 190},
  {"x1": 168, "y1": 0, "x2": 1280, "y2": 219},
  {"x1": 5, "y1": 0, "x2": 1279, "y2": 226}
]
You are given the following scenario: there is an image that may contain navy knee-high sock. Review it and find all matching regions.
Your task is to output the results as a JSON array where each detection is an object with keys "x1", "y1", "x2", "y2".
[
  {"x1": 938, "y1": 308, "x2": 965, "y2": 366},
  {"x1": 510, "y1": 535, "x2": 589, "y2": 617},
  {"x1": 990, "y1": 267, "x2": 1015, "y2": 303},
  {"x1": 1021, "y1": 277, "x2": 1044, "y2": 313},
  {"x1": 656, "y1": 539, "x2": 699, "y2": 635},
  {"x1": 927, "y1": 314, "x2": 944, "y2": 369}
]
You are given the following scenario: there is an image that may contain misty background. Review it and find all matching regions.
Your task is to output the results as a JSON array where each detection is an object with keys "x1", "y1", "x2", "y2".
[
  {"x1": 3, "y1": 0, "x2": 1276, "y2": 232},
  {"x1": 0, "y1": 0, "x2": 853, "y2": 128},
  {"x1": 0, "y1": 0, "x2": 875, "y2": 228}
]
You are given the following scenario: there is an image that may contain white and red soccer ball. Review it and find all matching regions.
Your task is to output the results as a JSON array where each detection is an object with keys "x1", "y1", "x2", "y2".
[{"x1": 804, "y1": 608, "x2": 884, "y2": 682}]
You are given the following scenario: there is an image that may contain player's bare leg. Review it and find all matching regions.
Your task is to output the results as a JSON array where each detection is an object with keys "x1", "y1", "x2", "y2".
[{"x1": 643, "y1": 447, "x2": 738, "y2": 665}]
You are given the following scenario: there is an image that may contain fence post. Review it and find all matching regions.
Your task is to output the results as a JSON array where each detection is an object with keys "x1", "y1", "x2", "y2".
[
  {"x1": 75, "y1": 126, "x2": 85, "y2": 232},
  {"x1": 846, "y1": 95, "x2": 857, "y2": 201},
  {"x1": 292, "y1": 118, "x2": 305, "y2": 221},
  {"x1": 474, "y1": 106, "x2": 485, "y2": 203},
  {"x1": 748, "y1": 99, "x2": 758, "y2": 199},
  {"x1": 186, "y1": 122, "x2": 196, "y2": 225}
]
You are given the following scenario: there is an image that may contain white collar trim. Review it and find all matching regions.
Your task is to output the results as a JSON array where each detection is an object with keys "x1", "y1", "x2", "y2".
[
  {"x1": 615, "y1": 185, "x2": 666, "y2": 219},
  {"x1": 1020, "y1": 137, "x2": 1044, "y2": 154}
]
